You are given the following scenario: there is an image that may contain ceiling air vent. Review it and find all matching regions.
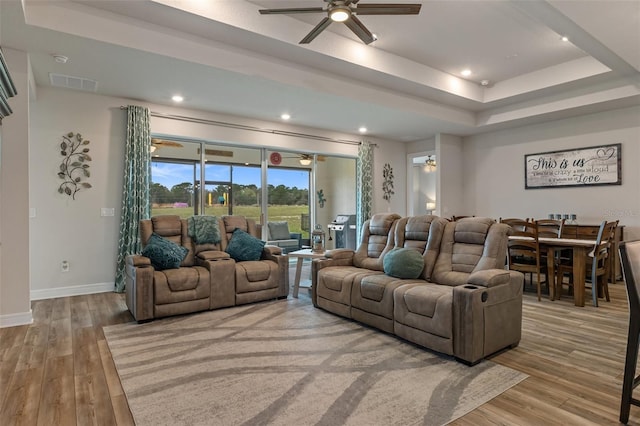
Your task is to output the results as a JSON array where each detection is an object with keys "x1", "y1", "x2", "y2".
[{"x1": 49, "y1": 73, "x2": 98, "y2": 92}]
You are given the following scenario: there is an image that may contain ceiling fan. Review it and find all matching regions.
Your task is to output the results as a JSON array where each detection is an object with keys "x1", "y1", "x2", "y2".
[
  {"x1": 258, "y1": 0, "x2": 422, "y2": 45},
  {"x1": 150, "y1": 138, "x2": 183, "y2": 152},
  {"x1": 280, "y1": 153, "x2": 327, "y2": 165}
]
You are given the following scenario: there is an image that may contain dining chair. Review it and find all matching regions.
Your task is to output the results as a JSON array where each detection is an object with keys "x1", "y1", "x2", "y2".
[
  {"x1": 619, "y1": 240, "x2": 640, "y2": 424},
  {"x1": 501, "y1": 218, "x2": 544, "y2": 301},
  {"x1": 555, "y1": 220, "x2": 618, "y2": 306},
  {"x1": 536, "y1": 218, "x2": 564, "y2": 238},
  {"x1": 536, "y1": 218, "x2": 565, "y2": 298}
]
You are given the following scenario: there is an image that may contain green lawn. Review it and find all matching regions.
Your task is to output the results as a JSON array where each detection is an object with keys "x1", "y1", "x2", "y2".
[{"x1": 151, "y1": 205, "x2": 310, "y2": 236}]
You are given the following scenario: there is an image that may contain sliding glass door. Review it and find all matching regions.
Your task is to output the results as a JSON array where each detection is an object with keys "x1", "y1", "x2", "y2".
[{"x1": 149, "y1": 138, "x2": 356, "y2": 248}]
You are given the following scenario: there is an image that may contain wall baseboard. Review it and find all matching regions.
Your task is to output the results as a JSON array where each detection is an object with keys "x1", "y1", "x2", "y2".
[
  {"x1": 0, "y1": 310, "x2": 33, "y2": 328},
  {"x1": 30, "y1": 282, "x2": 115, "y2": 301}
]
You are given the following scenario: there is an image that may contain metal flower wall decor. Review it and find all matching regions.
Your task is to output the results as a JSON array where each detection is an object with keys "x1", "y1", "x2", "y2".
[
  {"x1": 382, "y1": 163, "x2": 395, "y2": 202},
  {"x1": 58, "y1": 131, "x2": 92, "y2": 199}
]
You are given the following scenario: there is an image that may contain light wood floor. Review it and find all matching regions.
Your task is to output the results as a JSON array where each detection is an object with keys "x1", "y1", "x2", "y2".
[{"x1": 1, "y1": 281, "x2": 639, "y2": 425}]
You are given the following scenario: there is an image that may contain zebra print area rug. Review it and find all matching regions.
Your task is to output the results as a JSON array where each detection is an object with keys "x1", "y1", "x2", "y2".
[{"x1": 104, "y1": 295, "x2": 526, "y2": 426}]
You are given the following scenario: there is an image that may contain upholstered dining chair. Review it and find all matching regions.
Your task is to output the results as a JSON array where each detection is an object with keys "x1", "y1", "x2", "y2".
[
  {"x1": 555, "y1": 220, "x2": 618, "y2": 306},
  {"x1": 501, "y1": 218, "x2": 544, "y2": 301},
  {"x1": 619, "y1": 240, "x2": 640, "y2": 424}
]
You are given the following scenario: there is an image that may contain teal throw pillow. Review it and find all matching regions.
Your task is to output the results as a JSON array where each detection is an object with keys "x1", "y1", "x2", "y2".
[
  {"x1": 383, "y1": 248, "x2": 424, "y2": 279},
  {"x1": 226, "y1": 228, "x2": 265, "y2": 262},
  {"x1": 142, "y1": 233, "x2": 188, "y2": 270}
]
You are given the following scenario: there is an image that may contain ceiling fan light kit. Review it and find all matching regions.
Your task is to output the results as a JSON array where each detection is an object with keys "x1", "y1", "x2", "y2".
[
  {"x1": 329, "y1": 5, "x2": 351, "y2": 22},
  {"x1": 259, "y1": 0, "x2": 421, "y2": 45}
]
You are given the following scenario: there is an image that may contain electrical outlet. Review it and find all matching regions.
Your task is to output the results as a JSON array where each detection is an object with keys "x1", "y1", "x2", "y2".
[
  {"x1": 61, "y1": 260, "x2": 69, "y2": 272},
  {"x1": 101, "y1": 208, "x2": 115, "y2": 217}
]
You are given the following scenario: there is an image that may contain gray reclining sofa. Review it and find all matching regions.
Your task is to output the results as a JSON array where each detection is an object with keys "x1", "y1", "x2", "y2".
[{"x1": 312, "y1": 213, "x2": 523, "y2": 365}]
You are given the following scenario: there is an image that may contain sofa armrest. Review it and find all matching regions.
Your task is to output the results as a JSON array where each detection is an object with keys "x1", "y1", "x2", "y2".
[
  {"x1": 452, "y1": 271, "x2": 524, "y2": 364},
  {"x1": 128, "y1": 254, "x2": 152, "y2": 267},
  {"x1": 467, "y1": 269, "x2": 511, "y2": 288},
  {"x1": 125, "y1": 255, "x2": 155, "y2": 322},
  {"x1": 263, "y1": 245, "x2": 283, "y2": 258},
  {"x1": 325, "y1": 248, "x2": 355, "y2": 261},
  {"x1": 310, "y1": 251, "x2": 356, "y2": 306},
  {"x1": 260, "y1": 249, "x2": 288, "y2": 298},
  {"x1": 197, "y1": 250, "x2": 231, "y2": 261}
]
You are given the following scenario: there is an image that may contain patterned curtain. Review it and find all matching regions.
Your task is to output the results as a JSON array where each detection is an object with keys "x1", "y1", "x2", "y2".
[
  {"x1": 114, "y1": 106, "x2": 151, "y2": 292},
  {"x1": 356, "y1": 141, "x2": 373, "y2": 242}
]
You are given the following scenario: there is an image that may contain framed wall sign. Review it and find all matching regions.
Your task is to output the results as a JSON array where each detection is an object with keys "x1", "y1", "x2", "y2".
[{"x1": 525, "y1": 143, "x2": 621, "y2": 189}]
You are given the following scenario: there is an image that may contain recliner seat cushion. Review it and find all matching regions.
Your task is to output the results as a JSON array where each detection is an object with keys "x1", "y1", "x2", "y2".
[
  {"x1": 236, "y1": 260, "x2": 278, "y2": 293},
  {"x1": 394, "y1": 284, "x2": 453, "y2": 340},
  {"x1": 153, "y1": 266, "x2": 210, "y2": 305}
]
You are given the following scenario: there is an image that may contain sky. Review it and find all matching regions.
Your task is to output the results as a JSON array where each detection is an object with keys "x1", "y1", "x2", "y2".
[{"x1": 151, "y1": 161, "x2": 310, "y2": 190}]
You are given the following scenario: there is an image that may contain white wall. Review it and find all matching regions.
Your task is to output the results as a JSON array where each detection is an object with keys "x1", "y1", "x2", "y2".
[
  {"x1": 462, "y1": 106, "x2": 640, "y2": 239},
  {"x1": 436, "y1": 134, "x2": 465, "y2": 218},
  {"x1": 316, "y1": 157, "x2": 357, "y2": 250},
  {"x1": 0, "y1": 49, "x2": 32, "y2": 326},
  {"x1": 29, "y1": 86, "x2": 127, "y2": 299},
  {"x1": 374, "y1": 140, "x2": 407, "y2": 216}
]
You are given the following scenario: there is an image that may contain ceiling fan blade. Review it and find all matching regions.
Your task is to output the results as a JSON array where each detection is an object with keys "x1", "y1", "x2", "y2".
[
  {"x1": 259, "y1": 7, "x2": 324, "y2": 15},
  {"x1": 300, "y1": 17, "x2": 332, "y2": 44},
  {"x1": 151, "y1": 138, "x2": 183, "y2": 148},
  {"x1": 344, "y1": 15, "x2": 375, "y2": 44},
  {"x1": 354, "y1": 3, "x2": 421, "y2": 15}
]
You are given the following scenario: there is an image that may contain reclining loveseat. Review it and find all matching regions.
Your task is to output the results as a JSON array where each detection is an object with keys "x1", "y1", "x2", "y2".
[
  {"x1": 312, "y1": 213, "x2": 523, "y2": 365},
  {"x1": 125, "y1": 215, "x2": 287, "y2": 322}
]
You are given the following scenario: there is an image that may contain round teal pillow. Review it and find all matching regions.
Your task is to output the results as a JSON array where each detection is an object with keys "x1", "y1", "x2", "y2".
[{"x1": 383, "y1": 248, "x2": 424, "y2": 279}]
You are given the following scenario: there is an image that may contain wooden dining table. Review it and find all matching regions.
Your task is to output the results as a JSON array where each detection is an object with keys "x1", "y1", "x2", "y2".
[{"x1": 509, "y1": 236, "x2": 597, "y2": 307}]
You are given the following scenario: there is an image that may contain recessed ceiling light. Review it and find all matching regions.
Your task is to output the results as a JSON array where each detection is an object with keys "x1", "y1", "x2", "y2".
[
  {"x1": 358, "y1": 126, "x2": 367, "y2": 133},
  {"x1": 281, "y1": 113, "x2": 291, "y2": 120},
  {"x1": 53, "y1": 54, "x2": 68, "y2": 64},
  {"x1": 172, "y1": 95, "x2": 184, "y2": 102},
  {"x1": 561, "y1": 35, "x2": 569, "y2": 42},
  {"x1": 461, "y1": 69, "x2": 472, "y2": 77}
]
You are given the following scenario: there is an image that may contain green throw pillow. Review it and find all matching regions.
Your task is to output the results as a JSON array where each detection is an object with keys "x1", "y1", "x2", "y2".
[
  {"x1": 383, "y1": 248, "x2": 424, "y2": 279},
  {"x1": 142, "y1": 233, "x2": 188, "y2": 270},
  {"x1": 226, "y1": 228, "x2": 265, "y2": 262}
]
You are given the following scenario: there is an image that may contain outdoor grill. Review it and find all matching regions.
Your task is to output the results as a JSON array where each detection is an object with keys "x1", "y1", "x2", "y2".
[{"x1": 328, "y1": 214, "x2": 357, "y2": 250}]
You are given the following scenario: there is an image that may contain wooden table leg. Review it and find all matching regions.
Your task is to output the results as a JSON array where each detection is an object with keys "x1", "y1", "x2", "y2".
[
  {"x1": 293, "y1": 257, "x2": 304, "y2": 298},
  {"x1": 573, "y1": 246, "x2": 586, "y2": 307},
  {"x1": 547, "y1": 246, "x2": 556, "y2": 300}
]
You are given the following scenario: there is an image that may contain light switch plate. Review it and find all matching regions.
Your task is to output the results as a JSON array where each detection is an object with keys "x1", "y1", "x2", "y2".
[
  {"x1": 29, "y1": 208, "x2": 36, "y2": 218},
  {"x1": 101, "y1": 208, "x2": 115, "y2": 217}
]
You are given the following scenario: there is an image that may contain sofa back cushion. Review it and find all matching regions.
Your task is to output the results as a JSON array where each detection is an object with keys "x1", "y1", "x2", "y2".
[
  {"x1": 220, "y1": 216, "x2": 259, "y2": 250},
  {"x1": 140, "y1": 215, "x2": 195, "y2": 266},
  {"x1": 353, "y1": 213, "x2": 401, "y2": 270},
  {"x1": 267, "y1": 221, "x2": 291, "y2": 240},
  {"x1": 432, "y1": 217, "x2": 510, "y2": 286},
  {"x1": 393, "y1": 215, "x2": 447, "y2": 281}
]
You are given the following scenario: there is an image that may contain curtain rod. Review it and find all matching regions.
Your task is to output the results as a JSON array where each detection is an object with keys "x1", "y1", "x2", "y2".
[{"x1": 119, "y1": 106, "x2": 375, "y2": 147}]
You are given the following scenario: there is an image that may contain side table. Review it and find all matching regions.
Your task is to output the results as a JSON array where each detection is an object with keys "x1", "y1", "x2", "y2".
[{"x1": 287, "y1": 248, "x2": 327, "y2": 298}]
